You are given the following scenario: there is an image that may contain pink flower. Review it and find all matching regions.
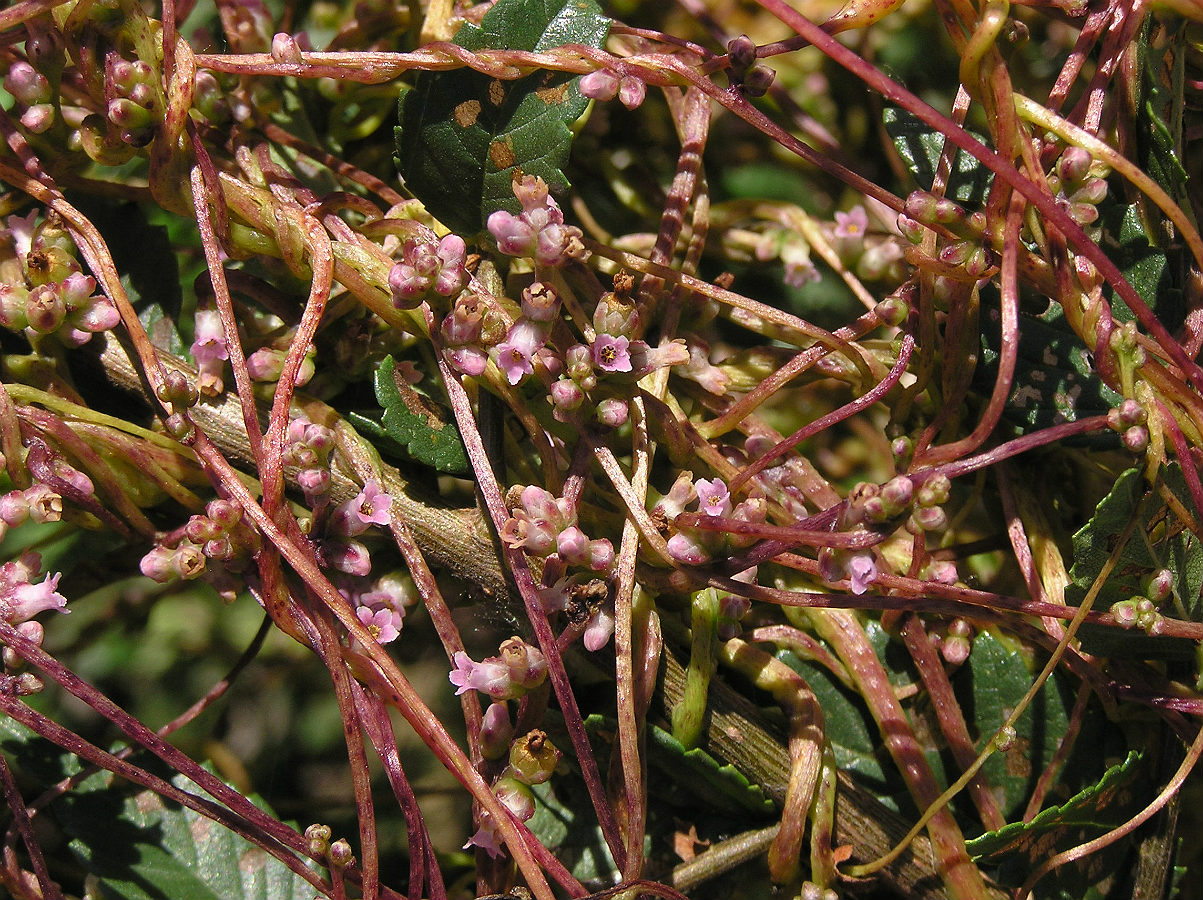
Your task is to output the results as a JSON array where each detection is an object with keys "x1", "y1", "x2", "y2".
[
  {"x1": 353, "y1": 481, "x2": 391, "y2": 526},
  {"x1": 8, "y1": 573, "x2": 68, "y2": 622},
  {"x1": 834, "y1": 205, "x2": 868, "y2": 239},
  {"x1": 322, "y1": 539, "x2": 372, "y2": 576},
  {"x1": 463, "y1": 816, "x2": 505, "y2": 858},
  {"x1": 487, "y1": 176, "x2": 584, "y2": 267},
  {"x1": 190, "y1": 308, "x2": 228, "y2": 366},
  {"x1": 695, "y1": 478, "x2": 731, "y2": 517},
  {"x1": 356, "y1": 604, "x2": 402, "y2": 644},
  {"x1": 0, "y1": 552, "x2": 68, "y2": 624},
  {"x1": 493, "y1": 320, "x2": 545, "y2": 385},
  {"x1": 666, "y1": 530, "x2": 711, "y2": 565},
  {"x1": 448, "y1": 651, "x2": 512, "y2": 698},
  {"x1": 591, "y1": 333, "x2": 632, "y2": 373},
  {"x1": 191, "y1": 308, "x2": 228, "y2": 395},
  {"x1": 389, "y1": 234, "x2": 467, "y2": 307},
  {"x1": 846, "y1": 553, "x2": 877, "y2": 594}
]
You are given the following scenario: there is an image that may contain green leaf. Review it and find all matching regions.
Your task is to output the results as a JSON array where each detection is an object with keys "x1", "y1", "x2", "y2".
[
  {"x1": 349, "y1": 355, "x2": 469, "y2": 474},
  {"x1": 1068, "y1": 464, "x2": 1202, "y2": 659},
  {"x1": 951, "y1": 630, "x2": 1075, "y2": 819},
  {"x1": 647, "y1": 722, "x2": 775, "y2": 816},
  {"x1": 526, "y1": 778, "x2": 622, "y2": 885},
  {"x1": 883, "y1": 107, "x2": 993, "y2": 205},
  {"x1": 776, "y1": 619, "x2": 913, "y2": 809},
  {"x1": 57, "y1": 770, "x2": 315, "y2": 900},
  {"x1": 0, "y1": 719, "x2": 313, "y2": 900},
  {"x1": 977, "y1": 298, "x2": 1122, "y2": 446},
  {"x1": 395, "y1": 0, "x2": 610, "y2": 235},
  {"x1": 966, "y1": 751, "x2": 1145, "y2": 895}
]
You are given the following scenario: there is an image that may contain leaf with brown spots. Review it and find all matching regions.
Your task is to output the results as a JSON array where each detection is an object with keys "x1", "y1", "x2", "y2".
[
  {"x1": 395, "y1": 0, "x2": 610, "y2": 235},
  {"x1": 347, "y1": 355, "x2": 470, "y2": 474}
]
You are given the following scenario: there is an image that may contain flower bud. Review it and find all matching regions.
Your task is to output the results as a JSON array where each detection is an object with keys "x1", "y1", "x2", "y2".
[
  {"x1": 1058, "y1": 146, "x2": 1092, "y2": 185},
  {"x1": 328, "y1": 839, "x2": 353, "y2": 869},
  {"x1": 0, "y1": 491, "x2": 30, "y2": 526},
  {"x1": 588, "y1": 538, "x2": 614, "y2": 572},
  {"x1": 1123, "y1": 425, "x2": 1149, "y2": 453},
  {"x1": 172, "y1": 543, "x2": 206, "y2": 580},
  {"x1": 499, "y1": 636, "x2": 547, "y2": 691},
  {"x1": 1143, "y1": 568, "x2": 1173, "y2": 604},
  {"x1": 305, "y1": 824, "x2": 332, "y2": 858},
  {"x1": 741, "y1": 64, "x2": 775, "y2": 97},
  {"x1": 917, "y1": 474, "x2": 951, "y2": 507},
  {"x1": 727, "y1": 34, "x2": 757, "y2": 70},
  {"x1": 480, "y1": 702, "x2": 514, "y2": 760},
  {"x1": 994, "y1": 724, "x2": 1017, "y2": 752},
  {"x1": 25, "y1": 284, "x2": 65, "y2": 333},
  {"x1": 140, "y1": 546, "x2": 176, "y2": 583},
  {"x1": 493, "y1": 776, "x2": 535, "y2": 822},
  {"x1": 596, "y1": 398, "x2": 628, "y2": 428},
  {"x1": 24, "y1": 484, "x2": 61, "y2": 523},
  {"x1": 910, "y1": 505, "x2": 947, "y2": 532},
  {"x1": 1110, "y1": 598, "x2": 1139, "y2": 628}
]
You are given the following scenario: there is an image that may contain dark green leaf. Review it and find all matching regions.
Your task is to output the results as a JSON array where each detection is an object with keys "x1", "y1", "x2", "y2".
[
  {"x1": 0, "y1": 719, "x2": 312, "y2": 900},
  {"x1": 527, "y1": 778, "x2": 622, "y2": 885},
  {"x1": 648, "y1": 722, "x2": 775, "y2": 816},
  {"x1": 1068, "y1": 464, "x2": 1202, "y2": 659},
  {"x1": 395, "y1": 0, "x2": 610, "y2": 235},
  {"x1": 883, "y1": 107, "x2": 992, "y2": 205},
  {"x1": 966, "y1": 751, "x2": 1145, "y2": 894},
  {"x1": 951, "y1": 631, "x2": 1074, "y2": 819},
  {"x1": 57, "y1": 770, "x2": 315, "y2": 900},
  {"x1": 350, "y1": 355, "x2": 469, "y2": 474},
  {"x1": 977, "y1": 298, "x2": 1122, "y2": 446}
]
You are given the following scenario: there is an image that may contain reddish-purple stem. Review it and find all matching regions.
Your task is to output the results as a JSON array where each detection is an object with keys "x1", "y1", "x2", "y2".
[
  {"x1": 0, "y1": 752, "x2": 61, "y2": 900},
  {"x1": 435, "y1": 355, "x2": 628, "y2": 871},
  {"x1": 750, "y1": 0, "x2": 1203, "y2": 393},
  {"x1": 729, "y1": 331, "x2": 915, "y2": 493},
  {"x1": 898, "y1": 614, "x2": 1006, "y2": 831}
]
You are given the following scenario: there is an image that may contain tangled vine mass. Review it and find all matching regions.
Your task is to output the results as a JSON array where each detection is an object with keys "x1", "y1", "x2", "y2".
[{"x1": 0, "y1": 0, "x2": 1200, "y2": 898}]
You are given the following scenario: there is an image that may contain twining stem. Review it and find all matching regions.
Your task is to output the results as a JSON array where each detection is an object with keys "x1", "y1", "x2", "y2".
[
  {"x1": 797, "y1": 610, "x2": 988, "y2": 898},
  {"x1": 845, "y1": 490, "x2": 1148, "y2": 879},
  {"x1": 671, "y1": 587, "x2": 720, "y2": 749}
]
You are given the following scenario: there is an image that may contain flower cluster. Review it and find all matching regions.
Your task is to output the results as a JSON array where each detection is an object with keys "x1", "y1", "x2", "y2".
[
  {"x1": 1106, "y1": 397, "x2": 1149, "y2": 454},
  {"x1": 4, "y1": 60, "x2": 56, "y2": 134},
  {"x1": 105, "y1": 56, "x2": 162, "y2": 146},
  {"x1": 0, "y1": 550, "x2": 68, "y2": 675},
  {"x1": 487, "y1": 176, "x2": 585, "y2": 268},
  {"x1": 0, "y1": 213, "x2": 122, "y2": 347},
  {"x1": 725, "y1": 34, "x2": 775, "y2": 98},
  {"x1": 440, "y1": 293, "x2": 491, "y2": 376},
  {"x1": 0, "y1": 550, "x2": 68, "y2": 628},
  {"x1": 246, "y1": 340, "x2": 316, "y2": 389},
  {"x1": 662, "y1": 474, "x2": 766, "y2": 566},
  {"x1": 344, "y1": 571, "x2": 414, "y2": 646},
  {"x1": 0, "y1": 483, "x2": 65, "y2": 536},
  {"x1": 464, "y1": 729, "x2": 562, "y2": 858},
  {"x1": 388, "y1": 234, "x2": 468, "y2": 309},
  {"x1": 579, "y1": 68, "x2": 647, "y2": 110},
  {"x1": 449, "y1": 636, "x2": 547, "y2": 700},
  {"x1": 140, "y1": 498, "x2": 261, "y2": 599},
  {"x1": 283, "y1": 416, "x2": 336, "y2": 507},
  {"x1": 498, "y1": 483, "x2": 619, "y2": 650},
  {"x1": 1109, "y1": 567, "x2": 1173, "y2": 636},
  {"x1": 501, "y1": 485, "x2": 613, "y2": 570},
  {"x1": 318, "y1": 480, "x2": 394, "y2": 578}
]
